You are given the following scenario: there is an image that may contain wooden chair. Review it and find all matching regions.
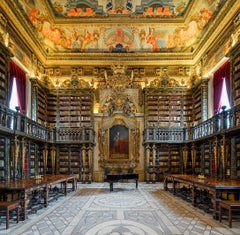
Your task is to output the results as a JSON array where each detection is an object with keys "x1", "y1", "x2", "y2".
[
  {"x1": 219, "y1": 200, "x2": 240, "y2": 228},
  {"x1": 0, "y1": 201, "x2": 19, "y2": 229}
]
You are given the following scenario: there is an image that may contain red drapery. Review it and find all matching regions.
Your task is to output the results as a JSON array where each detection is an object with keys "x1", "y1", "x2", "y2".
[
  {"x1": 213, "y1": 60, "x2": 230, "y2": 112},
  {"x1": 9, "y1": 61, "x2": 26, "y2": 113}
]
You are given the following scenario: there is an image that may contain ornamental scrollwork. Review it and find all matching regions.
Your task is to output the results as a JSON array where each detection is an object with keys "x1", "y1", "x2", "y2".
[{"x1": 101, "y1": 91, "x2": 136, "y2": 116}]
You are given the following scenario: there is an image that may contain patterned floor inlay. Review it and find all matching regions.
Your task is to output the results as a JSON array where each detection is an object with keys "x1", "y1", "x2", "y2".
[{"x1": 0, "y1": 182, "x2": 239, "y2": 235}]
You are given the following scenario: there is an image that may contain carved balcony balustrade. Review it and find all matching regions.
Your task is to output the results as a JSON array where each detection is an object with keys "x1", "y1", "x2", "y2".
[{"x1": 0, "y1": 104, "x2": 94, "y2": 143}]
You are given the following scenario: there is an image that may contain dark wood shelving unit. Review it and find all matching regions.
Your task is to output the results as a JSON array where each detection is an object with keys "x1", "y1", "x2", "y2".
[
  {"x1": 0, "y1": 43, "x2": 12, "y2": 105},
  {"x1": 144, "y1": 89, "x2": 191, "y2": 128},
  {"x1": 192, "y1": 85, "x2": 202, "y2": 124},
  {"x1": 232, "y1": 45, "x2": 240, "y2": 105}
]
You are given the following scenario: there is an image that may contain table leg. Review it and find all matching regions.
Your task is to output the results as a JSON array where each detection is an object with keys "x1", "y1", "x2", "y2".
[
  {"x1": 192, "y1": 186, "x2": 196, "y2": 207},
  {"x1": 6, "y1": 208, "x2": 9, "y2": 229},
  {"x1": 136, "y1": 179, "x2": 138, "y2": 189},
  {"x1": 44, "y1": 187, "x2": 49, "y2": 207},
  {"x1": 64, "y1": 181, "x2": 67, "y2": 196},
  {"x1": 219, "y1": 204, "x2": 222, "y2": 222},
  {"x1": 16, "y1": 206, "x2": 19, "y2": 224},
  {"x1": 22, "y1": 192, "x2": 28, "y2": 220},
  {"x1": 163, "y1": 177, "x2": 168, "y2": 190},
  {"x1": 229, "y1": 207, "x2": 232, "y2": 228},
  {"x1": 173, "y1": 181, "x2": 176, "y2": 195}
]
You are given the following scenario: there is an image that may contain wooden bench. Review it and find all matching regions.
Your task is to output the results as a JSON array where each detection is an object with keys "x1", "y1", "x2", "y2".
[
  {"x1": 0, "y1": 201, "x2": 19, "y2": 229},
  {"x1": 219, "y1": 200, "x2": 240, "y2": 228}
]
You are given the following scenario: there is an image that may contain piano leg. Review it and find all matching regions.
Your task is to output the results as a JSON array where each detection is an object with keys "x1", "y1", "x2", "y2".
[
  {"x1": 136, "y1": 179, "x2": 138, "y2": 189},
  {"x1": 110, "y1": 182, "x2": 114, "y2": 192}
]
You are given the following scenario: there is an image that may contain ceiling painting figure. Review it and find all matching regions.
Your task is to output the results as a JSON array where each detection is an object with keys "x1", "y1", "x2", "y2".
[
  {"x1": 18, "y1": 0, "x2": 223, "y2": 53},
  {"x1": 43, "y1": 0, "x2": 192, "y2": 17}
]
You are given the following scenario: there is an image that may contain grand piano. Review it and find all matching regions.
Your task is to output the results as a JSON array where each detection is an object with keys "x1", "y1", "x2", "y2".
[{"x1": 106, "y1": 173, "x2": 139, "y2": 191}]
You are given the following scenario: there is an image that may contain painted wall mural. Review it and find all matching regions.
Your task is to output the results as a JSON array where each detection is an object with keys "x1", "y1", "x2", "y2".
[{"x1": 18, "y1": 0, "x2": 224, "y2": 53}]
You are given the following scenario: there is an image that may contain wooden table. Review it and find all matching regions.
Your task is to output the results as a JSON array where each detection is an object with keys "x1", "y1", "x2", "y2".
[
  {"x1": 0, "y1": 174, "x2": 76, "y2": 220},
  {"x1": 106, "y1": 174, "x2": 139, "y2": 191},
  {"x1": 164, "y1": 174, "x2": 240, "y2": 219}
]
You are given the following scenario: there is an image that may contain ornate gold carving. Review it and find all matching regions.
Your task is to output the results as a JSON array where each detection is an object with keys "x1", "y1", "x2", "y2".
[
  {"x1": 102, "y1": 90, "x2": 136, "y2": 116},
  {"x1": 98, "y1": 116, "x2": 140, "y2": 173},
  {"x1": 61, "y1": 74, "x2": 90, "y2": 88},
  {"x1": 149, "y1": 72, "x2": 182, "y2": 88}
]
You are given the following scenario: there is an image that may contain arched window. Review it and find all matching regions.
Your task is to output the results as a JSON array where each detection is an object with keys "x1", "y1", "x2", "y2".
[
  {"x1": 9, "y1": 77, "x2": 20, "y2": 111},
  {"x1": 213, "y1": 60, "x2": 230, "y2": 113},
  {"x1": 219, "y1": 77, "x2": 230, "y2": 111},
  {"x1": 9, "y1": 61, "x2": 26, "y2": 113}
]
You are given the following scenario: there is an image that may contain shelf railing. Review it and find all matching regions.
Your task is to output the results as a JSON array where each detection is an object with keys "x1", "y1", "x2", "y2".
[
  {"x1": 49, "y1": 127, "x2": 95, "y2": 143},
  {"x1": 1, "y1": 103, "x2": 240, "y2": 144},
  {"x1": 144, "y1": 104, "x2": 240, "y2": 143},
  {"x1": 0, "y1": 104, "x2": 95, "y2": 143}
]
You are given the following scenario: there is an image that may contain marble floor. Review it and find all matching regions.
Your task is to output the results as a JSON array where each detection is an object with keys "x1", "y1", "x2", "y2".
[{"x1": 0, "y1": 182, "x2": 240, "y2": 235}]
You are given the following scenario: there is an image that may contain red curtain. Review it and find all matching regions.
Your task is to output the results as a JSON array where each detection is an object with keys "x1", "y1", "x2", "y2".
[
  {"x1": 213, "y1": 60, "x2": 230, "y2": 112},
  {"x1": 10, "y1": 61, "x2": 26, "y2": 113}
]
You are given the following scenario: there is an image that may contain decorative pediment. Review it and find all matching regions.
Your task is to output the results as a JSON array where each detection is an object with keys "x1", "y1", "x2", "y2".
[
  {"x1": 149, "y1": 72, "x2": 181, "y2": 88},
  {"x1": 101, "y1": 89, "x2": 136, "y2": 116},
  {"x1": 61, "y1": 75, "x2": 90, "y2": 88},
  {"x1": 98, "y1": 63, "x2": 141, "y2": 90}
]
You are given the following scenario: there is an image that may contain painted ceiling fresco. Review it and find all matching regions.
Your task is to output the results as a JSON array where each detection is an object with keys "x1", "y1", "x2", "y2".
[
  {"x1": 18, "y1": 0, "x2": 225, "y2": 53},
  {"x1": 49, "y1": 0, "x2": 188, "y2": 17}
]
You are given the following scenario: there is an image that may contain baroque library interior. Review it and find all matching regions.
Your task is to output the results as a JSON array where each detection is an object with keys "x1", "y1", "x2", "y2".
[{"x1": 0, "y1": 0, "x2": 240, "y2": 234}]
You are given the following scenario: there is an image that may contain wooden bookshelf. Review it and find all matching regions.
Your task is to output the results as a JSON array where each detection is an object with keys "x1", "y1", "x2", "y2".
[
  {"x1": 169, "y1": 145, "x2": 181, "y2": 174},
  {"x1": 182, "y1": 92, "x2": 193, "y2": 127},
  {"x1": 146, "y1": 143, "x2": 181, "y2": 182},
  {"x1": 27, "y1": 142, "x2": 39, "y2": 177},
  {"x1": 202, "y1": 142, "x2": 212, "y2": 177},
  {"x1": 47, "y1": 92, "x2": 58, "y2": 127},
  {"x1": 0, "y1": 137, "x2": 8, "y2": 180},
  {"x1": 55, "y1": 89, "x2": 93, "y2": 128},
  {"x1": 58, "y1": 146, "x2": 70, "y2": 174},
  {"x1": 31, "y1": 79, "x2": 48, "y2": 125},
  {"x1": 144, "y1": 88, "x2": 191, "y2": 128},
  {"x1": 235, "y1": 136, "x2": 240, "y2": 179},
  {"x1": 192, "y1": 84, "x2": 202, "y2": 124},
  {"x1": 57, "y1": 145, "x2": 82, "y2": 178},
  {"x1": 0, "y1": 43, "x2": 12, "y2": 105},
  {"x1": 232, "y1": 44, "x2": 240, "y2": 105},
  {"x1": 30, "y1": 79, "x2": 94, "y2": 128}
]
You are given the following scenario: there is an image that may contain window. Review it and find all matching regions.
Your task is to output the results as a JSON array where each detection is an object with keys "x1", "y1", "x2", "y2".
[
  {"x1": 219, "y1": 77, "x2": 230, "y2": 112},
  {"x1": 9, "y1": 77, "x2": 20, "y2": 111},
  {"x1": 9, "y1": 61, "x2": 26, "y2": 114},
  {"x1": 213, "y1": 60, "x2": 230, "y2": 114}
]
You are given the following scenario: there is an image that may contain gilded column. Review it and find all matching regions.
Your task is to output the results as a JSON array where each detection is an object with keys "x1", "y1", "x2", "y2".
[
  {"x1": 88, "y1": 145, "x2": 93, "y2": 182},
  {"x1": 152, "y1": 144, "x2": 156, "y2": 166},
  {"x1": 50, "y1": 145, "x2": 56, "y2": 175},
  {"x1": 220, "y1": 135, "x2": 226, "y2": 179},
  {"x1": 43, "y1": 144, "x2": 48, "y2": 175},
  {"x1": 191, "y1": 144, "x2": 196, "y2": 174},
  {"x1": 183, "y1": 145, "x2": 188, "y2": 174},
  {"x1": 145, "y1": 144, "x2": 150, "y2": 181},
  {"x1": 13, "y1": 137, "x2": 20, "y2": 179},
  {"x1": 81, "y1": 144, "x2": 86, "y2": 182},
  {"x1": 213, "y1": 137, "x2": 218, "y2": 177},
  {"x1": 21, "y1": 138, "x2": 26, "y2": 178}
]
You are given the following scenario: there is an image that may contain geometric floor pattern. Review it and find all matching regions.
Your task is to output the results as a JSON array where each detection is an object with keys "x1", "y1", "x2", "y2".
[{"x1": 0, "y1": 182, "x2": 240, "y2": 235}]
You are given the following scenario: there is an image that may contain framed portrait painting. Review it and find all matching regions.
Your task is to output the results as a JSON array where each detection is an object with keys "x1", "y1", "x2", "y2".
[{"x1": 109, "y1": 125, "x2": 129, "y2": 159}]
